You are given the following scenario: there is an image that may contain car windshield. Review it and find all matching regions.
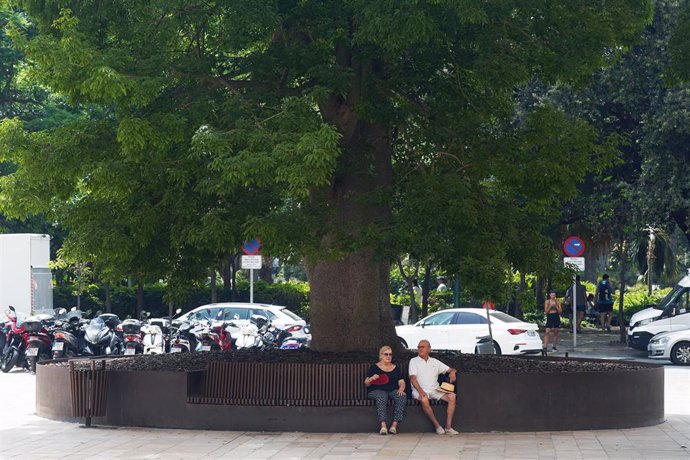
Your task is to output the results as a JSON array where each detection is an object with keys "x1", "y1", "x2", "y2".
[
  {"x1": 489, "y1": 311, "x2": 521, "y2": 323},
  {"x1": 655, "y1": 285, "x2": 687, "y2": 311},
  {"x1": 280, "y1": 308, "x2": 302, "y2": 321},
  {"x1": 192, "y1": 309, "x2": 215, "y2": 321}
]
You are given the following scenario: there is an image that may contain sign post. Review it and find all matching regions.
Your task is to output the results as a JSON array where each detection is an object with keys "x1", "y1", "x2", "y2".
[
  {"x1": 241, "y1": 239, "x2": 262, "y2": 304},
  {"x1": 563, "y1": 236, "x2": 585, "y2": 348}
]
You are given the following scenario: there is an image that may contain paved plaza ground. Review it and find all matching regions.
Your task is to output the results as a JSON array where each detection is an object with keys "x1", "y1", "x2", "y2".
[{"x1": 1, "y1": 329, "x2": 689, "y2": 459}]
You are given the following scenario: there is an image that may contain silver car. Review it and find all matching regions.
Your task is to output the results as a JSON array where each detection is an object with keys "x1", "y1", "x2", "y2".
[{"x1": 647, "y1": 329, "x2": 690, "y2": 365}]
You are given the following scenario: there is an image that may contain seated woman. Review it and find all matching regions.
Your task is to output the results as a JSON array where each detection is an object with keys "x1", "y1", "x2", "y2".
[{"x1": 364, "y1": 345, "x2": 407, "y2": 435}]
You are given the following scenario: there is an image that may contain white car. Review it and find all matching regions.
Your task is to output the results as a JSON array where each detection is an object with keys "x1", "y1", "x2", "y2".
[
  {"x1": 178, "y1": 302, "x2": 310, "y2": 342},
  {"x1": 395, "y1": 308, "x2": 542, "y2": 355},
  {"x1": 647, "y1": 329, "x2": 690, "y2": 365}
]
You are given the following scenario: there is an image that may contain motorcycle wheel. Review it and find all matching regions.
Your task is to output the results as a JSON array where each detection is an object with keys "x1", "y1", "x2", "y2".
[
  {"x1": 29, "y1": 356, "x2": 37, "y2": 373},
  {"x1": 1, "y1": 349, "x2": 18, "y2": 373}
]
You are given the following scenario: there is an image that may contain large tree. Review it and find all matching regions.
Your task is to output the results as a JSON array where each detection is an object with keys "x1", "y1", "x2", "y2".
[{"x1": 0, "y1": 1, "x2": 651, "y2": 351}]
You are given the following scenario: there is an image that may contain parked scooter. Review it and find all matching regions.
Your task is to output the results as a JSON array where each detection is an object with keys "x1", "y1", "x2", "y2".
[
  {"x1": 51, "y1": 309, "x2": 86, "y2": 359},
  {"x1": 169, "y1": 321, "x2": 197, "y2": 353},
  {"x1": 121, "y1": 319, "x2": 144, "y2": 355},
  {"x1": 24, "y1": 313, "x2": 55, "y2": 372},
  {"x1": 141, "y1": 318, "x2": 170, "y2": 354},
  {"x1": 190, "y1": 309, "x2": 233, "y2": 352},
  {"x1": 232, "y1": 314, "x2": 269, "y2": 350},
  {"x1": 83, "y1": 313, "x2": 122, "y2": 356},
  {"x1": 1, "y1": 306, "x2": 29, "y2": 373}
]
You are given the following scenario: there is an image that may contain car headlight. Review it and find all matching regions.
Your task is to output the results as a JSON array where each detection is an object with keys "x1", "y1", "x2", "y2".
[
  {"x1": 650, "y1": 337, "x2": 669, "y2": 345},
  {"x1": 634, "y1": 318, "x2": 654, "y2": 328}
]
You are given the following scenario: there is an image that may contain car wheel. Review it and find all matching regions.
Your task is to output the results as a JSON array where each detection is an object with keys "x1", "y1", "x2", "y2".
[
  {"x1": 492, "y1": 341, "x2": 502, "y2": 356},
  {"x1": 670, "y1": 341, "x2": 690, "y2": 366},
  {"x1": 398, "y1": 337, "x2": 408, "y2": 349}
]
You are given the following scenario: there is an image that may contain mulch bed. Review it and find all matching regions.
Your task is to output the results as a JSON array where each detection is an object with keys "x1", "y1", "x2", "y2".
[{"x1": 57, "y1": 349, "x2": 651, "y2": 373}]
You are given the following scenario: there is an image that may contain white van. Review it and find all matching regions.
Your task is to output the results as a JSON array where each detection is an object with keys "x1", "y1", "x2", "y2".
[{"x1": 628, "y1": 272, "x2": 690, "y2": 350}]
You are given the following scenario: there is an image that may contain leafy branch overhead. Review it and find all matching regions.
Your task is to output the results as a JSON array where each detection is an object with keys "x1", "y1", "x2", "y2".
[{"x1": 0, "y1": 0, "x2": 657, "y2": 350}]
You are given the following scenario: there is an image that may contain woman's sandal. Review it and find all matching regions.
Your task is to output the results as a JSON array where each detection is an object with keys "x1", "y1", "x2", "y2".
[
  {"x1": 389, "y1": 426, "x2": 397, "y2": 435},
  {"x1": 379, "y1": 427, "x2": 388, "y2": 435}
]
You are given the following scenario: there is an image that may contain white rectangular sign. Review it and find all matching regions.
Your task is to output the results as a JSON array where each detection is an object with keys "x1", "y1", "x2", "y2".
[
  {"x1": 564, "y1": 257, "x2": 585, "y2": 271},
  {"x1": 241, "y1": 255, "x2": 262, "y2": 270}
]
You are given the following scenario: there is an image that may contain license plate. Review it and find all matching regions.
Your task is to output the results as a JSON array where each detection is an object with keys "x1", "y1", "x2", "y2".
[
  {"x1": 52, "y1": 342, "x2": 64, "y2": 351},
  {"x1": 199, "y1": 345, "x2": 211, "y2": 351},
  {"x1": 26, "y1": 347, "x2": 39, "y2": 356},
  {"x1": 124, "y1": 348, "x2": 136, "y2": 355},
  {"x1": 170, "y1": 347, "x2": 182, "y2": 353}
]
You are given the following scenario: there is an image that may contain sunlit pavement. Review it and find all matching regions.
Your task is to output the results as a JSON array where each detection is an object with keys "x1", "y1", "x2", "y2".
[{"x1": 1, "y1": 355, "x2": 689, "y2": 459}]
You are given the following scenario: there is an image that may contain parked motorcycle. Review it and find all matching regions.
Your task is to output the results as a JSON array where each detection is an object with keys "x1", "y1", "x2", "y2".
[
  {"x1": 24, "y1": 313, "x2": 55, "y2": 372},
  {"x1": 51, "y1": 310, "x2": 86, "y2": 359},
  {"x1": 83, "y1": 313, "x2": 122, "y2": 356},
  {"x1": 1, "y1": 306, "x2": 29, "y2": 373}
]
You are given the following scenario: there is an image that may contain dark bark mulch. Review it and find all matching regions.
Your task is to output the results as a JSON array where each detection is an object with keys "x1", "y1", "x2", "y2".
[{"x1": 57, "y1": 349, "x2": 650, "y2": 374}]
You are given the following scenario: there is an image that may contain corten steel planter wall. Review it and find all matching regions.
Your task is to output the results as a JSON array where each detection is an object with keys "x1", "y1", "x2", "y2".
[{"x1": 36, "y1": 358, "x2": 665, "y2": 433}]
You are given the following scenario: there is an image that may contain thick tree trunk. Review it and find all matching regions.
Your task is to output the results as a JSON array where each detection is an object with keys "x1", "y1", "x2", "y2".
[
  {"x1": 307, "y1": 252, "x2": 397, "y2": 352},
  {"x1": 306, "y1": 113, "x2": 398, "y2": 352}
]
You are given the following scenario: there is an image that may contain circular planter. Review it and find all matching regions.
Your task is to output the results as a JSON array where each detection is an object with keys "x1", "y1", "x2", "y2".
[{"x1": 36, "y1": 355, "x2": 664, "y2": 433}]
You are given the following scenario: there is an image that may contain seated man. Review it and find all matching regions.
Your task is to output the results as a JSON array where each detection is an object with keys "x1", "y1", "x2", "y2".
[{"x1": 408, "y1": 339, "x2": 458, "y2": 435}]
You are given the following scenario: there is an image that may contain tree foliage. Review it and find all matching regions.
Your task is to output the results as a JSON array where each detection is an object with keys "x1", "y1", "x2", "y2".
[{"x1": 0, "y1": 0, "x2": 653, "y2": 350}]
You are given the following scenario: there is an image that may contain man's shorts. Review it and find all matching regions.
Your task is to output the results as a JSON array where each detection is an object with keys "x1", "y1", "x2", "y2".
[
  {"x1": 413, "y1": 388, "x2": 448, "y2": 401},
  {"x1": 598, "y1": 302, "x2": 613, "y2": 312}
]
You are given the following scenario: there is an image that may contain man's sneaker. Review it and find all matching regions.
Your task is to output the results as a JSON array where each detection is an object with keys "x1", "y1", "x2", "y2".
[
  {"x1": 552, "y1": 346, "x2": 558, "y2": 351},
  {"x1": 445, "y1": 427, "x2": 459, "y2": 435},
  {"x1": 435, "y1": 426, "x2": 446, "y2": 435}
]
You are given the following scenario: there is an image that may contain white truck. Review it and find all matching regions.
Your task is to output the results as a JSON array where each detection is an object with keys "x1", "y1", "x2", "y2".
[
  {"x1": 628, "y1": 270, "x2": 690, "y2": 350},
  {"x1": 0, "y1": 234, "x2": 53, "y2": 317}
]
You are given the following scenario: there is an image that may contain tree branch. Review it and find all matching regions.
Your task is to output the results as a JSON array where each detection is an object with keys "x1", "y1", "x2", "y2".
[{"x1": 202, "y1": 75, "x2": 303, "y2": 97}]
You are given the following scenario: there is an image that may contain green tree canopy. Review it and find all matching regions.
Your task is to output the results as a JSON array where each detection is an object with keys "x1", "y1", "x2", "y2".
[{"x1": 0, "y1": 0, "x2": 652, "y2": 351}]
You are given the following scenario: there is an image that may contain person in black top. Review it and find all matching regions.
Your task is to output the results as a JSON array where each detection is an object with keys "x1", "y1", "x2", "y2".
[
  {"x1": 364, "y1": 345, "x2": 407, "y2": 435},
  {"x1": 596, "y1": 274, "x2": 615, "y2": 332}
]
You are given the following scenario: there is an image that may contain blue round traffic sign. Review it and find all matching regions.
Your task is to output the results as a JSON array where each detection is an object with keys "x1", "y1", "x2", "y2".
[
  {"x1": 242, "y1": 238, "x2": 262, "y2": 255},
  {"x1": 563, "y1": 236, "x2": 585, "y2": 257}
]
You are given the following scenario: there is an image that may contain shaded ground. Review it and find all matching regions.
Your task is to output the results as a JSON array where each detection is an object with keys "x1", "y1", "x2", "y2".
[{"x1": 55, "y1": 349, "x2": 651, "y2": 373}]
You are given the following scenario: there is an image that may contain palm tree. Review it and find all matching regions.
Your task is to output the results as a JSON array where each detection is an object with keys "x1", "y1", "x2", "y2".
[{"x1": 633, "y1": 226, "x2": 680, "y2": 295}]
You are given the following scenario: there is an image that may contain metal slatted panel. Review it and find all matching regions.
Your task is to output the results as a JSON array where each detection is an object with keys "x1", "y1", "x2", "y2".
[
  {"x1": 69, "y1": 360, "x2": 108, "y2": 419},
  {"x1": 189, "y1": 361, "x2": 412, "y2": 407}
]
